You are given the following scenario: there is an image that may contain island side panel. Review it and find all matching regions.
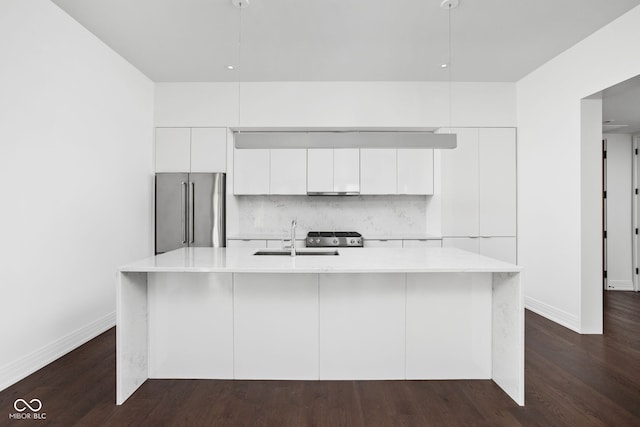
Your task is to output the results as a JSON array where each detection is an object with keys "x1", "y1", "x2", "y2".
[
  {"x1": 147, "y1": 272, "x2": 234, "y2": 379},
  {"x1": 406, "y1": 273, "x2": 492, "y2": 379},
  {"x1": 492, "y1": 271, "x2": 524, "y2": 406},
  {"x1": 233, "y1": 273, "x2": 319, "y2": 380},
  {"x1": 318, "y1": 273, "x2": 406, "y2": 380},
  {"x1": 116, "y1": 272, "x2": 148, "y2": 405}
]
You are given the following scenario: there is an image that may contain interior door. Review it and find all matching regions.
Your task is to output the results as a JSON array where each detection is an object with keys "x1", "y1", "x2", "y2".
[{"x1": 156, "y1": 173, "x2": 189, "y2": 254}]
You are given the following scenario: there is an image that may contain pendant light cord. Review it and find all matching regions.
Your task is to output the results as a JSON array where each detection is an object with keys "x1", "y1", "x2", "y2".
[
  {"x1": 237, "y1": 3, "x2": 243, "y2": 126},
  {"x1": 447, "y1": 3, "x2": 452, "y2": 130}
]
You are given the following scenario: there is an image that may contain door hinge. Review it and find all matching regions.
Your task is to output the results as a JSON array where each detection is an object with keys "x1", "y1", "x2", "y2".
[
  {"x1": 635, "y1": 148, "x2": 638, "y2": 155},
  {"x1": 604, "y1": 270, "x2": 608, "y2": 279},
  {"x1": 636, "y1": 268, "x2": 639, "y2": 275},
  {"x1": 604, "y1": 190, "x2": 607, "y2": 199},
  {"x1": 636, "y1": 188, "x2": 638, "y2": 195},
  {"x1": 603, "y1": 151, "x2": 607, "y2": 159},
  {"x1": 604, "y1": 230, "x2": 607, "y2": 239},
  {"x1": 636, "y1": 228, "x2": 639, "y2": 235}
]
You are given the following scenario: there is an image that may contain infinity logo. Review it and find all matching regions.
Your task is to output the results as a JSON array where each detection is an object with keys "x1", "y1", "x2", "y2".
[{"x1": 14, "y1": 398, "x2": 42, "y2": 412}]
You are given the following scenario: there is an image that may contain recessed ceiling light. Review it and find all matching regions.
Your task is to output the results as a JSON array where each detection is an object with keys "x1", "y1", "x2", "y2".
[
  {"x1": 227, "y1": 65, "x2": 235, "y2": 70},
  {"x1": 441, "y1": 64, "x2": 448, "y2": 68}
]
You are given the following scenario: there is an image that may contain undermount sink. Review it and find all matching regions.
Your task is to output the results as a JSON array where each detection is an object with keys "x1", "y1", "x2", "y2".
[{"x1": 254, "y1": 249, "x2": 340, "y2": 256}]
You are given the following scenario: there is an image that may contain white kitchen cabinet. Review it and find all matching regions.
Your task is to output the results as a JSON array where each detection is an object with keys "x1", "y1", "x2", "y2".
[
  {"x1": 334, "y1": 149, "x2": 360, "y2": 193},
  {"x1": 402, "y1": 239, "x2": 442, "y2": 248},
  {"x1": 190, "y1": 128, "x2": 227, "y2": 173},
  {"x1": 234, "y1": 149, "x2": 270, "y2": 195},
  {"x1": 155, "y1": 128, "x2": 191, "y2": 172},
  {"x1": 270, "y1": 149, "x2": 307, "y2": 195},
  {"x1": 441, "y1": 127, "x2": 517, "y2": 263},
  {"x1": 479, "y1": 237, "x2": 517, "y2": 264},
  {"x1": 360, "y1": 149, "x2": 396, "y2": 194},
  {"x1": 226, "y1": 239, "x2": 267, "y2": 248},
  {"x1": 307, "y1": 149, "x2": 333, "y2": 192},
  {"x1": 308, "y1": 148, "x2": 360, "y2": 193},
  {"x1": 148, "y1": 273, "x2": 234, "y2": 379},
  {"x1": 234, "y1": 274, "x2": 319, "y2": 379},
  {"x1": 478, "y1": 128, "x2": 517, "y2": 237},
  {"x1": 405, "y1": 273, "x2": 491, "y2": 379},
  {"x1": 442, "y1": 237, "x2": 516, "y2": 264},
  {"x1": 156, "y1": 127, "x2": 227, "y2": 173},
  {"x1": 397, "y1": 149, "x2": 434, "y2": 195},
  {"x1": 363, "y1": 239, "x2": 403, "y2": 248},
  {"x1": 441, "y1": 128, "x2": 480, "y2": 236},
  {"x1": 319, "y1": 274, "x2": 405, "y2": 379}
]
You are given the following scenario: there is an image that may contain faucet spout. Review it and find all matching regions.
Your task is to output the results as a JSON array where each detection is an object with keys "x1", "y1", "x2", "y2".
[{"x1": 290, "y1": 219, "x2": 297, "y2": 257}]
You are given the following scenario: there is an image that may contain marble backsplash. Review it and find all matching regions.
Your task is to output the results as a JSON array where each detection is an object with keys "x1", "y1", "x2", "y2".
[{"x1": 232, "y1": 195, "x2": 427, "y2": 236}]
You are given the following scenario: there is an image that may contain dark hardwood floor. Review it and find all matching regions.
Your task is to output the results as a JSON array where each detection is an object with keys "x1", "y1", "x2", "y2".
[{"x1": 1, "y1": 291, "x2": 639, "y2": 426}]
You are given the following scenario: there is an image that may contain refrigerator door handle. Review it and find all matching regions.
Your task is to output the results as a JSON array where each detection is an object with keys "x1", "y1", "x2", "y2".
[
  {"x1": 189, "y1": 181, "x2": 195, "y2": 244},
  {"x1": 181, "y1": 181, "x2": 187, "y2": 244}
]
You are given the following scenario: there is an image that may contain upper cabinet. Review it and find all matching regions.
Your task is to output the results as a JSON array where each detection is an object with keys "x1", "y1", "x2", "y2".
[
  {"x1": 307, "y1": 149, "x2": 360, "y2": 193},
  {"x1": 234, "y1": 149, "x2": 270, "y2": 195},
  {"x1": 155, "y1": 127, "x2": 227, "y2": 173},
  {"x1": 360, "y1": 148, "x2": 434, "y2": 195},
  {"x1": 270, "y1": 149, "x2": 307, "y2": 195},
  {"x1": 155, "y1": 128, "x2": 191, "y2": 172},
  {"x1": 360, "y1": 149, "x2": 396, "y2": 195},
  {"x1": 234, "y1": 148, "x2": 307, "y2": 195},
  {"x1": 397, "y1": 149, "x2": 434, "y2": 195}
]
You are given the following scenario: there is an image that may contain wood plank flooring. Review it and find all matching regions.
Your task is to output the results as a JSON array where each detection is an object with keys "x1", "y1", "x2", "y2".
[{"x1": 1, "y1": 291, "x2": 639, "y2": 426}]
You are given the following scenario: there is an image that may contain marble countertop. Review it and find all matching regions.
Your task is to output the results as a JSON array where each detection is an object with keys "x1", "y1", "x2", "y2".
[{"x1": 119, "y1": 247, "x2": 521, "y2": 274}]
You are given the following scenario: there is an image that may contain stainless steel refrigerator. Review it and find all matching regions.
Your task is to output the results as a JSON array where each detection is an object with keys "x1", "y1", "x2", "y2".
[{"x1": 155, "y1": 173, "x2": 226, "y2": 254}]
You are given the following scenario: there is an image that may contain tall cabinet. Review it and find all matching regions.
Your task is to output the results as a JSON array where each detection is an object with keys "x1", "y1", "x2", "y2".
[{"x1": 441, "y1": 128, "x2": 517, "y2": 263}]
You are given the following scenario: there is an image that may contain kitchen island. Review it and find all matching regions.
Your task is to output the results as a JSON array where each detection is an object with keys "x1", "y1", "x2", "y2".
[{"x1": 117, "y1": 247, "x2": 523, "y2": 405}]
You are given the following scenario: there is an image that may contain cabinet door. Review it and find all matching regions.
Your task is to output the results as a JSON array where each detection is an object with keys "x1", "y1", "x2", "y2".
[
  {"x1": 360, "y1": 149, "x2": 396, "y2": 194},
  {"x1": 442, "y1": 237, "x2": 480, "y2": 254},
  {"x1": 190, "y1": 128, "x2": 227, "y2": 173},
  {"x1": 479, "y1": 237, "x2": 517, "y2": 264},
  {"x1": 234, "y1": 149, "x2": 270, "y2": 195},
  {"x1": 479, "y1": 128, "x2": 516, "y2": 237},
  {"x1": 363, "y1": 239, "x2": 403, "y2": 248},
  {"x1": 397, "y1": 149, "x2": 434, "y2": 195},
  {"x1": 226, "y1": 239, "x2": 267, "y2": 248},
  {"x1": 307, "y1": 149, "x2": 333, "y2": 193},
  {"x1": 270, "y1": 149, "x2": 307, "y2": 195},
  {"x1": 155, "y1": 128, "x2": 191, "y2": 172},
  {"x1": 441, "y1": 128, "x2": 480, "y2": 236},
  {"x1": 334, "y1": 149, "x2": 360, "y2": 193},
  {"x1": 403, "y1": 239, "x2": 442, "y2": 248}
]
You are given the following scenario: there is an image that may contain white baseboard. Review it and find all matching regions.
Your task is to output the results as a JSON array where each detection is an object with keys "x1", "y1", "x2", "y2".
[
  {"x1": 0, "y1": 311, "x2": 115, "y2": 391},
  {"x1": 525, "y1": 296, "x2": 580, "y2": 332},
  {"x1": 606, "y1": 280, "x2": 634, "y2": 291}
]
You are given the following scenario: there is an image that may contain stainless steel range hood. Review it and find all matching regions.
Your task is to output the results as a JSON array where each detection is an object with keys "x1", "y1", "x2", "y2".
[{"x1": 232, "y1": 127, "x2": 456, "y2": 149}]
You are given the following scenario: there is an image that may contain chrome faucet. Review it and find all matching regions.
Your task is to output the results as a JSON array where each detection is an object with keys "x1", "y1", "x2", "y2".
[{"x1": 290, "y1": 219, "x2": 297, "y2": 257}]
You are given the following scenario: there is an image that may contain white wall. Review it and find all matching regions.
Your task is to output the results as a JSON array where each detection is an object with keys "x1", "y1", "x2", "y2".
[
  {"x1": 156, "y1": 81, "x2": 516, "y2": 238},
  {"x1": 155, "y1": 82, "x2": 516, "y2": 128},
  {"x1": 517, "y1": 5, "x2": 640, "y2": 332},
  {"x1": 0, "y1": 0, "x2": 154, "y2": 389},
  {"x1": 606, "y1": 134, "x2": 634, "y2": 290}
]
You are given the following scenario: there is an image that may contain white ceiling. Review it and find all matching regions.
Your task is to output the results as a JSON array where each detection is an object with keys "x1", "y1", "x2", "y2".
[{"x1": 50, "y1": 0, "x2": 640, "y2": 82}]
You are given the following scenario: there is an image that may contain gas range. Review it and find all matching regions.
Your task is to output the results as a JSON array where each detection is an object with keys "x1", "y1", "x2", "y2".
[{"x1": 306, "y1": 231, "x2": 363, "y2": 248}]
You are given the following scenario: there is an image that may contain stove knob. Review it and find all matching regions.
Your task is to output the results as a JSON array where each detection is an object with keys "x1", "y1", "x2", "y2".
[
  {"x1": 350, "y1": 239, "x2": 355, "y2": 244},
  {"x1": 307, "y1": 238, "x2": 313, "y2": 244},
  {"x1": 332, "y1": 238, "x2": 339, "y2": 245},
  {"x1": 315, "y1": 238, "x2": 321, "y2": 244}
]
